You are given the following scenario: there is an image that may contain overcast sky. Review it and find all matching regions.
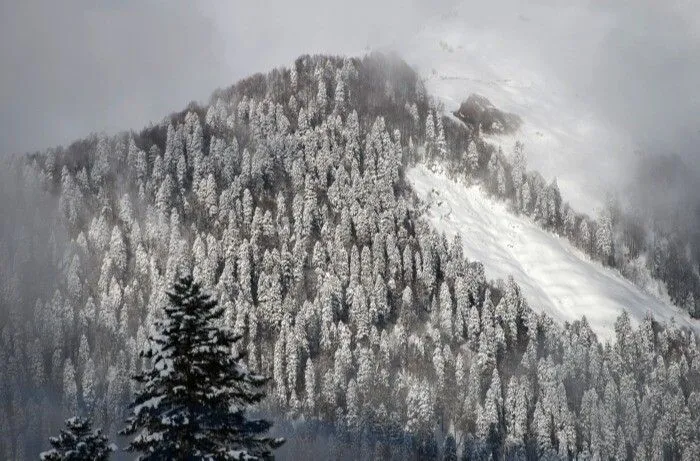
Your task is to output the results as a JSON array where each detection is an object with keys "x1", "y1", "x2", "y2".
[
  {"x1": 1, "y1": 0, "x2": 699, "y2": 175},
  {"x1": 0, "y1": 0, "x2": 450, "y2": 155}
]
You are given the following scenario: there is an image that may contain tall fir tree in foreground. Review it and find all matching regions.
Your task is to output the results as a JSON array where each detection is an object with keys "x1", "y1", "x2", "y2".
[
  {"x1": 121, "y1": 275, "x2": 284, "y2": 460},
  {"x1": 40, "y1": 417, "x2": 113, "y2": 461}
]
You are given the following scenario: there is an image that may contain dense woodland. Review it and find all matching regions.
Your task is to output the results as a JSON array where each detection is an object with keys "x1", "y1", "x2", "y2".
[{"x1": 1, "y1": 53, "x2": 700, "y2": 460}]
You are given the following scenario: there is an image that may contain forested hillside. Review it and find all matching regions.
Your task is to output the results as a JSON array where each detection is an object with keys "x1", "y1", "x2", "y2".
[
  {"x1": 424, "y1": 97, "x2": 700, "y2": 318},
  {"x1": 1, "y1": 53, "x2": 700, "y2": 460}
]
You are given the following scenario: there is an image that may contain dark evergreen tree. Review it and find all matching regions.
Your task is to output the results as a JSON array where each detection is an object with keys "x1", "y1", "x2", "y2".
[
  {"x1": 120, "y1": 275, "x2": 284, "y2": 460},
  {"x1": 443, "y1": 434, "x2": 457, "y2": 461},
  {"x1": 40, "y1": 417, "x2": 113, "y2": 461}
]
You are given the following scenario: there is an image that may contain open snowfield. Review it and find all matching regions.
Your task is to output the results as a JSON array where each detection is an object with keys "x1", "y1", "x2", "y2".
[{"x1": 408, "y1": 165, "x2": 700, "y2": 342}]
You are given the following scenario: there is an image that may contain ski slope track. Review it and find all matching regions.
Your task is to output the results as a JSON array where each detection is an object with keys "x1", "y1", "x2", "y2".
[{"x1": 408, "y1": 165, "x2": 700, "y2": 342}]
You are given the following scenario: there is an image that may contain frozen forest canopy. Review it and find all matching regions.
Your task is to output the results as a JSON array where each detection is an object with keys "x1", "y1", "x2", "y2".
[{"x1": 1, "y1": 52, "x2": 700, "y2": 460}]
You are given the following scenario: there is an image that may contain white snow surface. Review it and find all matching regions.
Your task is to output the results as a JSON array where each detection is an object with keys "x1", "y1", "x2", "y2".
[
  {"x1": 397, "y1": 14, "x2": 635, "y2": 215},
  {"x1": 408, "y1": 164, "x2": 700, "y2": 342}
]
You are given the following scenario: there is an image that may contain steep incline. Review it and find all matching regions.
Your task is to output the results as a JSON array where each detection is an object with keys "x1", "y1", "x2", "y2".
[{"x1": 408, "y1": 164, "x2": 699, "y2": 341}]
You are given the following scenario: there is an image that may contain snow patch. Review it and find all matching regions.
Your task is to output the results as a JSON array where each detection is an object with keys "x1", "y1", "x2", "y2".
[{"x1": 408, "y1": 164, "x2": 700, "y2": 341}]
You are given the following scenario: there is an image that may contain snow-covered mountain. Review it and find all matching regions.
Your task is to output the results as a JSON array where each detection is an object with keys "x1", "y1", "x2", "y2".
[{"x1": 2, "y1": 52, "x2": 700, "y2": 460}]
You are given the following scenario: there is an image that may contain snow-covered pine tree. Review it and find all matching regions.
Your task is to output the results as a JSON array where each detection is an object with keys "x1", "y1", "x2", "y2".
[
  {"x1": 466, "y1": 139, "x2": 479, "y2": 173},
  {"x1": 40, "y1": 417, "x2": 114, "y2": 461},
  {"x1": 120, "y1": 275, "x2": 284, "y2": 460},
  {"x1": 596, "y1": 209, "x2": 614, "y2": 265}
]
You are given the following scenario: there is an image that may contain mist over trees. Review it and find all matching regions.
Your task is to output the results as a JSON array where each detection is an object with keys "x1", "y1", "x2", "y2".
[{"x1": 0, "y1": 53, "x2": 699, "y2": 460}]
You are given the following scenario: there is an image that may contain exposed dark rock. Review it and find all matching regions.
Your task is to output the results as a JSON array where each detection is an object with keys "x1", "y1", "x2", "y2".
[{"x1": 454, "y1": 93, "x2": 521, "y2": 135}]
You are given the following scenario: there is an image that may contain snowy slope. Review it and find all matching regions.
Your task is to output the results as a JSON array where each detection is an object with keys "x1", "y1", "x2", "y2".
[
  {"x1": 397, "y1": 14, "x2": 634, "y2": 215},
  {"x1": 408, "y1": 165, "x2": 700, "y2": 342}
]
